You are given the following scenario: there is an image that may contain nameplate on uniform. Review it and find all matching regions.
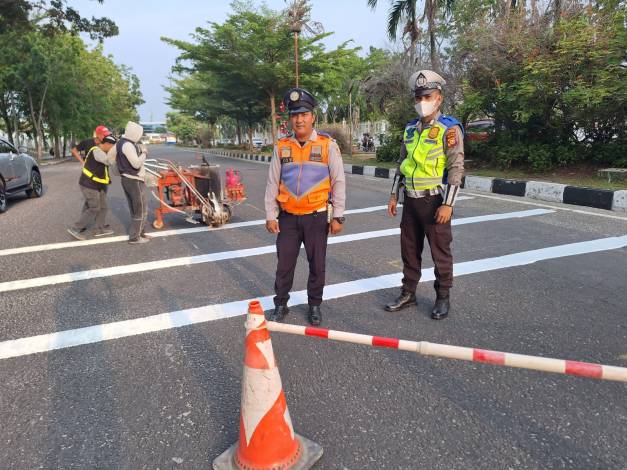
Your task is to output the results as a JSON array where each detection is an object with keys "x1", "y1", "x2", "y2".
[
  {"x1": 309, "y1": 145, "x2": 323, "y2": 162},
  {"x1": 423, "y1": 139, "x2": 438, "y2": 144},
  {"x1": 280, "y1": 147, "x2": 292, "y2": 164}
]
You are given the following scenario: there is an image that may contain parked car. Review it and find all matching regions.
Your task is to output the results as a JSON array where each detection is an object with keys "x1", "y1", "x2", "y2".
[
  {"x1": 465, "y1": 119, "x2": 494, "y2": 142},
  {"x1": 0, "y1": 138, "x2": 43, "y2": 213},
  {"x1": 252, "y1": 138, "x2": 264, "y2": 149}
]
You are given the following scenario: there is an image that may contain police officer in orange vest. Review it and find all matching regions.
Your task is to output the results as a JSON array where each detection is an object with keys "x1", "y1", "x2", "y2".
[{"x1": 265, "y1": 88, "x2": 346, "y2": 326}]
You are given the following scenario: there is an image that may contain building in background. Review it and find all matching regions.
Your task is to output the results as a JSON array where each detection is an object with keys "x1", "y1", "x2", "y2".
[{"x1": 140, "y1": 121, "x2": 168, "y2": 144}]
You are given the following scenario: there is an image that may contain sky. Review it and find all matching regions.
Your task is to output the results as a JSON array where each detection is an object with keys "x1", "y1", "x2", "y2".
[{"x1": 73, "y1": 0, "x2": 392, "y2": 122}]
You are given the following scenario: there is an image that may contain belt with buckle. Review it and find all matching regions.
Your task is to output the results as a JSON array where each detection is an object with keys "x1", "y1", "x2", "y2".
[
  {"x1": 404, "y1": 188, "x2": 443, "y2": 198},
  {"x1": 281, "y1": 206, "x2": 328, "y2": 216}
]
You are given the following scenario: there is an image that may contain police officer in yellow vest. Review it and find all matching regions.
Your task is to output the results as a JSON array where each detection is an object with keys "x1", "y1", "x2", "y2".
[
  {"x1": 67, "y1": 134, "x2": 117, "y2": 240},
  {"x1": 385, "y1": 70, "x2": 465, "y2": 319},
  {"x1": 265, "y1": 88, "x2": 346, "y2": 326}
]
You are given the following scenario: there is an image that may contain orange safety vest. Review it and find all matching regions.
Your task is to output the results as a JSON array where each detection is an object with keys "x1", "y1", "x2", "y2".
[{"x1": 276, "y1": 133, "x2": 331, "y2": 215}]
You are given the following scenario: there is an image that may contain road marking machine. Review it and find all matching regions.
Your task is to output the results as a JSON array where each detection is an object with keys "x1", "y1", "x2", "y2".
[{"x1": 144, "y1": 155, "x2": 246, "y2": 230}]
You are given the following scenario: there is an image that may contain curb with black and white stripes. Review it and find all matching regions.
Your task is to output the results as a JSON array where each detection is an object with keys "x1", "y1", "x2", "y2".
[
  {"x1": 463, "y1": 175, "x2": 627, "y2": 213},
  {"x1": 207, "y1": 149, "x2": 627, "y2": 214}
]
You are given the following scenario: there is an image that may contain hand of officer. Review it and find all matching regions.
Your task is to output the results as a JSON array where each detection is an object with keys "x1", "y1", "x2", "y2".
[
  {"x1": 435, "y1": 205, "x2": 453, "y2": 224},
  {"x1": 266, "y1": 220, "x2": 280, "y2": 234},
  {"x1": 388, "y1": 196, "x2": 398, "y2": 217},
  {"x1": 329, "y1": 219, "x2": 343, "y2": 235}
]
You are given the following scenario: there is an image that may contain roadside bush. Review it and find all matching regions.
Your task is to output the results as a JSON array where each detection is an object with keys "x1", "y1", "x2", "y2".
[
  {"x1": 588, "y1": 141, "x2": 627, "y2": 167},
  {"x1": 376, "y1": 133, "x2": 402, "y2": 162},
  {"x1": 488, "y1": 137, "x2": 527, "y2": 169},
  {"x1": 465, "y1": 140, "x2": 490, "y2": 162},
  {"x1": 553, "y1": 144, "x2": 581, "y2": 167},
  {"x1": 317, "y1": 124, "x2": 350, "y2": 153},
  {"x1": 527, "y1": 144, "x2": 553, "y2": 172}
]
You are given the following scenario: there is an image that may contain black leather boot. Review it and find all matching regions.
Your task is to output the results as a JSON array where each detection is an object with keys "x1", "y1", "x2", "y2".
[
  {"x1": 431, "y1": 294, "x2": 450, "y2": 320},
  {"x1": 268, "y1": 305, "x2": 289, "y2": 322},
  {"x1": 385, "y1": 289, "x2": 417, "y2": 312},
  {"x1": 308, "y1": 305, "x2": 322, "y2": 326}
]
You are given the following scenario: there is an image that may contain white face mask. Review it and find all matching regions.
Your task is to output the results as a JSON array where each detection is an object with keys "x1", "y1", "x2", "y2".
[{"x1": 415, "y1": 99, "x2": 439, "y2": 118}]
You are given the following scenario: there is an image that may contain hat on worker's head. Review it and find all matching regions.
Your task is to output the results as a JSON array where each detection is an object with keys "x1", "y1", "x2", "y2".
[
  {"x1": 283, "y1": 88, "x2": 317, "y2": 115},
  {"x1": 409, "y1": 70, "x2": 446, "y2": 97},
  {"x1": 101, "y1": 134, "x2": 117, "y2": 145},
  {"x1": 94, "y1": 125, "x2": 112, "y2": 137}
]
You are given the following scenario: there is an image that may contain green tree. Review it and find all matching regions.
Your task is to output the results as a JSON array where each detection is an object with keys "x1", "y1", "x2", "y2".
[
  {"x1": 164, "y1": 1, "x2": 357, "y2": 144},
  {"x1": 0, "y1": 0, "x2": 118, "y2": 40},
  {"x1": 166, "y1": 112, "x2": 199, "y2": 144},
  {"x1": 368, "y1": 0, "x2": 454, "y2": 71}
]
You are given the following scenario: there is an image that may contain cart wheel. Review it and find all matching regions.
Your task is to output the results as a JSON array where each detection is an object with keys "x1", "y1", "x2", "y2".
[{"x1": 152, "y1": 219, "x2": 164, "y2": 230}]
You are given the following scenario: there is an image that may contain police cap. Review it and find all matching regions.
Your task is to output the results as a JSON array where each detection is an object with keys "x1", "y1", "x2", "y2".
[
  {"x1": 283, "y1": 87, "x2": 317, "y2": 115},
  {"x1": 408, "y1": 70, "x2": 446, "y2": 97}
]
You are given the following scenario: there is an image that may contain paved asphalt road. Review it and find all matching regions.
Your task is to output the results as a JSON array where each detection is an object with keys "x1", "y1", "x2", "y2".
[{"x1": 1, "y1": 145, "x2": 626, "y2": 470}]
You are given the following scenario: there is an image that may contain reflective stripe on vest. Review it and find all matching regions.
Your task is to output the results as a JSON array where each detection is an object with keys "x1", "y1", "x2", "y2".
[
  {"x1": 276, "y1": 134, "x2": 331, "y2": 215},
  {"x1": 400, "y1": 121, "x2": 447, "y2": 191},
  {"x1": 82, "y1": 146, "x2": 110, "y2": 185}
]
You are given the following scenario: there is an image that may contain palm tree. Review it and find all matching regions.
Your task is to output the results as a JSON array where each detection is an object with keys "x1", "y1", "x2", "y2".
[
  {"x1": 368, "y1": 0, "x2": 453, "y2": 72},
  {"x1": 285, "y1": 0, "x2": 324, "y2": 87}
]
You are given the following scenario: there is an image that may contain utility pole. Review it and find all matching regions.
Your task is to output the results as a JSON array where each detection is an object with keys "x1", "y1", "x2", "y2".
[
  {"x1": 286, "y1": 0, "x2": 323, "y2": 88},
  {"x1": 293, "y1": 30, "x2": 300, "y2": 87},
  {"x1": 348, "y1": 82, "x2": 354, "y2": 157}
]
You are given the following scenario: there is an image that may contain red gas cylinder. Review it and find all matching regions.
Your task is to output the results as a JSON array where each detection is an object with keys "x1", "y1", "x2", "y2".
[{"x1": 225, "y1": 168, "x2": 246, "y2": 202}]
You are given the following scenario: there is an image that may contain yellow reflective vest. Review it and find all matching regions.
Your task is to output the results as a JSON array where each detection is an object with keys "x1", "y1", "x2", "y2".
[{"x1": 400, "y1": 115, "x2": 461, "y2": 191}]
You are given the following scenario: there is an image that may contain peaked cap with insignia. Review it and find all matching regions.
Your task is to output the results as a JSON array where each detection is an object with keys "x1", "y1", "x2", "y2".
[
  {"x1": 283, "y1": 87, "x2": 318, "y2": 115},
  {"x1": 408, "y1": 70, "x2": 446, "y2": 97}
]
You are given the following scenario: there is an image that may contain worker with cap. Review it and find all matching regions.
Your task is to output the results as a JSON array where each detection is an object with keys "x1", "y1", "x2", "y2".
[
  {"x1": 265, "y1": 87, "x2": 346, "y2": 326},
  {"x1": 116, "y1": 121, "x2": 150, "y2": 244},
  {"x1": 385, "y1": 70, "x2": 465, "y2": 320},
  {"x1": 67, "y1": 134, "x2": 118, "y2": 240},
  {"x1": 71, "y1": 125, "x2": 111, "y2": 164}
]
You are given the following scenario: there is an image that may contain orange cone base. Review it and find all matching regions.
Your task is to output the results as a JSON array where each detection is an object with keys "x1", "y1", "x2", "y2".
[{"x1": 213, "y1": 434, "x2": 323, "y2": 470}]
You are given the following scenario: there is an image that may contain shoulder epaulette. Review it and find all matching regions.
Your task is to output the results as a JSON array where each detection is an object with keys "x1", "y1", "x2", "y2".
[
  {"x1": 405, "y1": 118, "x2": 420, "y2": 128},
  {"x1": 438, "y1": 115, "x2": 463, "y2": 133},
  {"x1": 316, "y1": 131, "x2": 332, "y2": 139}
]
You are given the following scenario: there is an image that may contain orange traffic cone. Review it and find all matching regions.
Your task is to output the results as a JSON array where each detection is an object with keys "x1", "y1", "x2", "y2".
[{"x1": 213, "y1": 301, "x2": 323, "y2": 470}]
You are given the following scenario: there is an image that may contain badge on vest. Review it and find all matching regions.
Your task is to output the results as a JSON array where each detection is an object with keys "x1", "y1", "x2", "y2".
[
  {"x1": 280, "y1": 147, "x2": 292, "y2": 163},
  {"x1": 309, "y1": 145, "x2": 323, "y2": 162},
  {"x1": 445, "y1": 128, "x2": 457, "y2": 147},
  {"x1": 428, "y1": 127, "x2": 440, "y2": 139}
]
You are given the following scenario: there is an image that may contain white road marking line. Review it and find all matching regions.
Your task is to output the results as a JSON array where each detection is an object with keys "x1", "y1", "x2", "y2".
[
  {"x1": 1, "y1": 203, "x2": 444, "y2": 258},
  {"x1": 0, "y1": 209, "x2": 552, "y2": 294},
  {"x1": 467, "y1": 191, "x2": 627, "y2": 221},
  {"x1": 1, "y1": 233, "x2": 624, "y2": 360}
]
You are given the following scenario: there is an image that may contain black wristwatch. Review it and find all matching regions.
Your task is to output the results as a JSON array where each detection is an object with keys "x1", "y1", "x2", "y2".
[{"x1": 333, "y1": 217, "x2": 345, "y2": 224}]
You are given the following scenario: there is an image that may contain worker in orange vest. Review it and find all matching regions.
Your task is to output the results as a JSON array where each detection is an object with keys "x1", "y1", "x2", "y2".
[{"x1": 264, "y1": 88, "x2": 346, "y2": 326}]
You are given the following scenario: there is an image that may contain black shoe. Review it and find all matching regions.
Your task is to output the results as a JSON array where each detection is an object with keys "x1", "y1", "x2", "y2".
[
  {"x1": 308, "y1": 305, "x2": 322, "y2": 326},
  {"x1": 268, "y1": 305, "x2": 289, "y2": 322},
  {"x1": 431, "y1": 296, "x2": 450, "y2": 320},
  {"x1": 385, "y1": 289, "x2": 417, "y2": 312}
]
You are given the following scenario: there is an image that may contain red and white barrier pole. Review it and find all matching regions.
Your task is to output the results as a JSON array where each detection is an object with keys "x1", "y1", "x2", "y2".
[{"x1": 266, "y1": 322, "x2": 627, "y2": 383}]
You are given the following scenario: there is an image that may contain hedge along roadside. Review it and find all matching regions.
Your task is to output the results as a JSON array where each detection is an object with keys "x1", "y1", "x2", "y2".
[{"x1": 187, "y1": 148, "x2": 627, "y2": 214}]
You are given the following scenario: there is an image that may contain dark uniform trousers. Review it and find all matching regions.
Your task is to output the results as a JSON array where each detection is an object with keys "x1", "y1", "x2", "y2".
[
  {"x1": 274, "y1": 210, "x2": 329, "y2": 307},
  {"x1": 400, "y1": 194, "x2": 453, "y2": 295}
]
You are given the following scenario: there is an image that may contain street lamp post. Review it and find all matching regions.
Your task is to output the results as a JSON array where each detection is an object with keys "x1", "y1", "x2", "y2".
[
  {"x1": 291, "y1": 25, "x2": 301, "y2": 87},
  {"x1": 348, "y1": 82, "x2": 354, "y2": 157}
]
